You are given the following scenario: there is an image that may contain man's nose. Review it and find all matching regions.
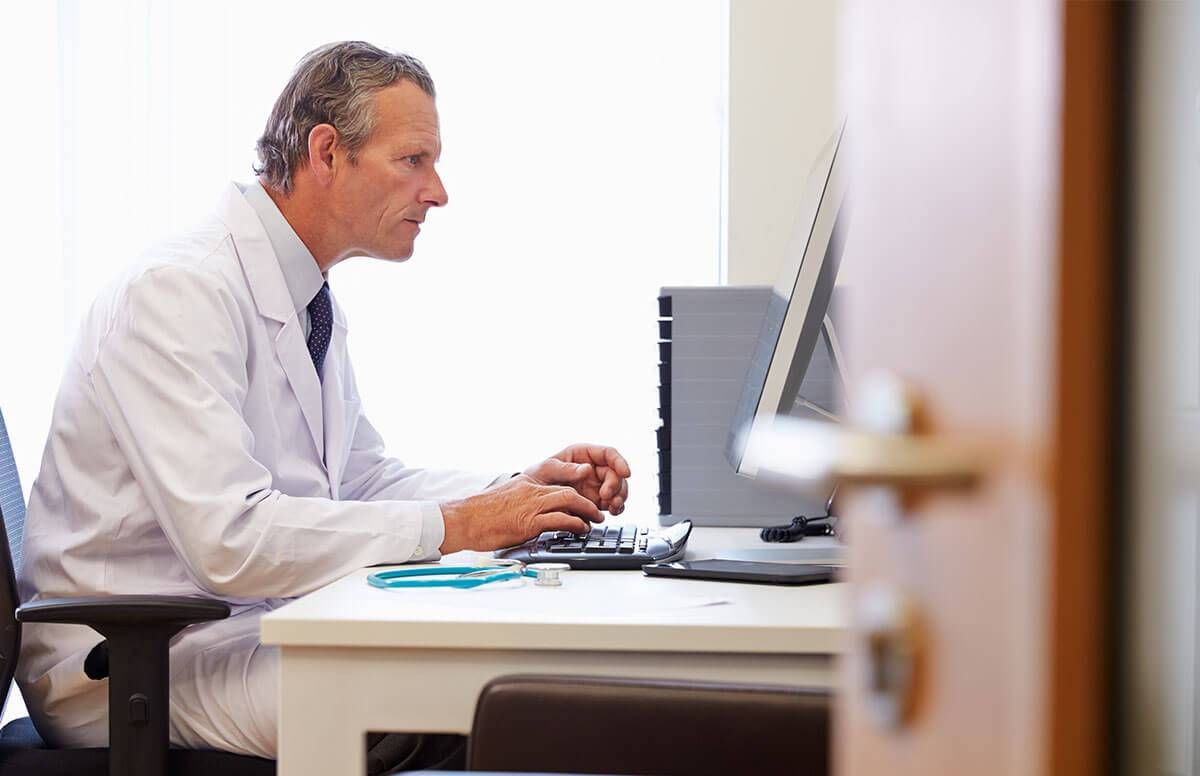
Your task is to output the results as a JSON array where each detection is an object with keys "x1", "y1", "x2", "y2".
[{"x1": 424, "y1": 169, "x2": 449, "y2": 208}]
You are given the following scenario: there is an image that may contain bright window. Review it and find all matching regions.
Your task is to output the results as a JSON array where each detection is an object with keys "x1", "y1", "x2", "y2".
[{"x1": 0, "y1": 0, "x2": 724, "y2": 524}]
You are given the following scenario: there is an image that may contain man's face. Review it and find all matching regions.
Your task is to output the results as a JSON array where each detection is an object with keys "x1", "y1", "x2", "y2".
[{"x1": 329, "y1": 80, "x2": 447, "y2": 262}]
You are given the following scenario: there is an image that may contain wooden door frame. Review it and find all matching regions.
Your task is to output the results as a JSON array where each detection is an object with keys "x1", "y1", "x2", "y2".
[{"x1": 1051, "y1": 3, "x2": 1130, "y2": 774}]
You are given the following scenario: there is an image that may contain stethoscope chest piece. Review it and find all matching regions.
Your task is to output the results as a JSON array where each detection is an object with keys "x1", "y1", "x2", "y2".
[{"x1": 528, "y1": 563, "x2": 570, "y2": 587}]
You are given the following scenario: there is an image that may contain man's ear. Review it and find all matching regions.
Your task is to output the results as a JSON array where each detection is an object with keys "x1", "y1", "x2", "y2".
[{"x1": 306, "y1": 124, "x2": 339, "y2": 186}]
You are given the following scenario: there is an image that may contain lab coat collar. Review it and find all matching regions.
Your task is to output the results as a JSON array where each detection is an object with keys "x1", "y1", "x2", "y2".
[
  {"x1": 216, "y1": 183, "x2": 325, "y2": 460},
  {"x1": 239, "y1": 180, "x2": 326, "y2": 319},
  {"x1": 216, "y1": 184, "x2": 295, "y2": 325}
]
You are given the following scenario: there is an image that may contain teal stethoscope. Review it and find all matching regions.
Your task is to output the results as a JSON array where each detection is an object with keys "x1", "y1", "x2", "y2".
[{"x1": 367, "y1": 559, "x2": 570, "y2": 590}]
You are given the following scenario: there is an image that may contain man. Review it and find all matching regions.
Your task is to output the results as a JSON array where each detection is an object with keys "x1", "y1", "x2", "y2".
[{"x1": 17, "y1": 41, "x2": 630, "y2": 766}]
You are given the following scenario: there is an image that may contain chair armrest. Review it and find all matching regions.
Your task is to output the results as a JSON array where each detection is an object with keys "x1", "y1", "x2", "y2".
[
  {"x1": 16, "y1": 595, "x2": 229, "y2": 627},
  {"x1": 17, "y1": 596, "x2": 229, "y2": 682},
  {"x1": 16, "y1": 595, "x2": 232, "y2": 776}
]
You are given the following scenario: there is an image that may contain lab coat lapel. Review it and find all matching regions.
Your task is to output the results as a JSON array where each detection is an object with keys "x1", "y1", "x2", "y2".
[
  {"x1": 216, "y1": 185, "x2": 325, "y2": 461},
  {"x1": 276, "y1": 321, "x2": 325, "y2": 461},
  {"x1": 321, "y1": 305, "x2": 352, "y2": 497}
]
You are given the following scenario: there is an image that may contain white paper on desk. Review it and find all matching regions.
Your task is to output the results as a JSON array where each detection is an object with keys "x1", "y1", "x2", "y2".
[{"x1": 374, "y1": 582, "x2": 729, "y2": 615}]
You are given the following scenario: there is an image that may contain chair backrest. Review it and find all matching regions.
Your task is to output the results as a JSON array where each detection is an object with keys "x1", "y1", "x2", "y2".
[
  {"x1": 470, "y1": 674, "x2": 830, "y2": 776},
  {"x1": 0, "y1": 408, "x2": 26, "y2": 713},
  {"x1": 0, "y1": 410, "x2": 25, "y2": 576}
]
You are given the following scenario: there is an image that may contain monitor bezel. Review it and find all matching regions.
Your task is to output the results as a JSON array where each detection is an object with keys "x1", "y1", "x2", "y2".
[{"x1": 727, "y1": 124, "x2": 849, "y2": 478}]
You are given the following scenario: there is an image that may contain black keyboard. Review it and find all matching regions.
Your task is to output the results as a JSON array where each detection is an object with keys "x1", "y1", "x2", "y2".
[{"x1": 495, "y1": 520, "x2": 693, "y2": 570}]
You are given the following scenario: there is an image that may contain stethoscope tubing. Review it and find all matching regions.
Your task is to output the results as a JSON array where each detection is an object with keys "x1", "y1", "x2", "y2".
[{"x1": 367, "y1": 565, "x2": 537, "y2": 590}]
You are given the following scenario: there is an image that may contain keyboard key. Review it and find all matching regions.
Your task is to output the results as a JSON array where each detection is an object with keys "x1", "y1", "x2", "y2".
[{"x1": 492, "y1": 520, "x2": 692, "y2": 569}]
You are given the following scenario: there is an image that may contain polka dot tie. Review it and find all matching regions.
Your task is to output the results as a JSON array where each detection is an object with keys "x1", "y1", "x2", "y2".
[{"x1": 306, "y1": 281, "x2": 332, "y2": 381}]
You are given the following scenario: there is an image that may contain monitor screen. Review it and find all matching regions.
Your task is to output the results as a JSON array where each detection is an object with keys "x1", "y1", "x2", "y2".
[{"x1": 726, "y1": 124, "x2": 849, "y2": 477}]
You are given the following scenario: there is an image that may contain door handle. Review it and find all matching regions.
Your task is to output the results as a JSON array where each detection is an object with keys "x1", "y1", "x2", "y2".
[{"x1": 739, "y1": 372, "x2": 985, "y2": 495}]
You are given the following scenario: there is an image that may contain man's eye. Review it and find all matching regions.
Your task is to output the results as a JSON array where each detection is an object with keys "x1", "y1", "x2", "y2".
[{"x1": 404, "y1": 155, "x2": 422, "y2": 167}]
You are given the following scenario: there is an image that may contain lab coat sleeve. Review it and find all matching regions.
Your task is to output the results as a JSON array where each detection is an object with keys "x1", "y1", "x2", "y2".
[
  {"x1": 89, "y1": 265, "x2": 434, "y2": 599},
  {"x1": 338, "y1": 408, "x2": 501, "y2": 505},
  {"x1": 337, "y1": 390, "x2": 508, "y2": 557}
]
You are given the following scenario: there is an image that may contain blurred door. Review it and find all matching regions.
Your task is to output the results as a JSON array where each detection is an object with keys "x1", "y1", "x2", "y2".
[{"x1": 836, "y1": 3, "x2": 1120, "y2": 775}]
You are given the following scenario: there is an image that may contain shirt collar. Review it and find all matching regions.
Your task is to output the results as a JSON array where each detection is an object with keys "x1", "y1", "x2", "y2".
[{"x1": 238, "y1": 180, "x2": 326, "y2": 317}]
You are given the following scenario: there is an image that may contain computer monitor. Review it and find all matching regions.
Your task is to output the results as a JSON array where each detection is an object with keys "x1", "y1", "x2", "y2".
[{"x1": 725, "y1": 123, "x2": 849, "y2": 482}]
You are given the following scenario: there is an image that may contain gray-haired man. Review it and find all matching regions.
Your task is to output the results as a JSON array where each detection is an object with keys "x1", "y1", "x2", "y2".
[{"x1": 17, "y1": 41, "x2": 630, "y2": 770}]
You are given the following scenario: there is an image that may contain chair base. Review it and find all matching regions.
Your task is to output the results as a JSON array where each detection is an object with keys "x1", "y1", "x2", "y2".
[{"x1": 0, "y1": 717, "x2": 275, "y2": 775}]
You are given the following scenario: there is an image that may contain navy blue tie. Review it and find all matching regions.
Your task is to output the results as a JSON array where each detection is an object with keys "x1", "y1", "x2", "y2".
[{"x1": 306, "y1": 282, "x2": 332, "y2": 380}]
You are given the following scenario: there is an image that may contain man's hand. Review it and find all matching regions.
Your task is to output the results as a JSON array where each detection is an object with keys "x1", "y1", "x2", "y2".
[
  {"x1": 522, "y1": 443, "x2": 632, "y2": 516},
  {"x1": 439, "y1": 476, "x2": 603, "y2": 554}
]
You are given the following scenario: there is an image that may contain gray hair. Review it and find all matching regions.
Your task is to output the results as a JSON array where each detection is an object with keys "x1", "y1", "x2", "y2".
[{"x1": 255, "y1": 41, "x2": 436, "y2": 194}]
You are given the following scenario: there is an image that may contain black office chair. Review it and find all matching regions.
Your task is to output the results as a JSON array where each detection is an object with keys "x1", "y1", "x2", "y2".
[{"x1": 0, "y1": 407, "x2": 275, "y2": 776}]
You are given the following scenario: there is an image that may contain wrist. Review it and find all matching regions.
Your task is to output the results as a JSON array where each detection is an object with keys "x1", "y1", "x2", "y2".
[{"x1": 439, "y1": 500, "x2": 471, "y2": 554}]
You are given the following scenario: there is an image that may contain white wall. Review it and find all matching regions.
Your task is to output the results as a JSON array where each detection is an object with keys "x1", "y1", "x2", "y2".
[
  {"x1": 0, "y1": 4, "x2": 63, "y2": 516},
  {"x1": 725, "y1": 0, "x2": 839, "y2": 285}
]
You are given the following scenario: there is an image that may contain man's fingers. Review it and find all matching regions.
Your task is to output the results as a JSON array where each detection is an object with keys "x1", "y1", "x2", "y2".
[
  {"x1": 575, "y1": 483, "x2": 603, "y2": 508},
  {"x1": 593, "y1": 465, "x2": 628, "y2": 512},
  {"x1": 610, "y1": 479, "x2": 629, "y2": 515},
  {"x1": 536, "y1": 459, "x2": 593, "y2": 485},
  {"x1": 597, "y1": 465, "x2": 624, "y2": 501},
  {"x1": 537, "y1": 512, "x2": 592, "y2": 536},
  {"x1": 561, "y1": 444, "x2": 632, "y2": 480},
  {"x1": 533, "y1": 445, "x2": 631, "y2": 513},
  {"x1": 604, "y1": 447, "x2": 632, "y2": 479},
  {"x1": 539, "y1": 485, "x2": 603, "y2": 522},
  {"x1": 597, "y1": 466, "x2": 613, "y2": 500}
]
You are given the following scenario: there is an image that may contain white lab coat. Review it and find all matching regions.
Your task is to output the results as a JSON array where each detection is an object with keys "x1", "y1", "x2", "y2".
[{"x1": 16, "y1": 183, "x2": 497, "y2": 758}]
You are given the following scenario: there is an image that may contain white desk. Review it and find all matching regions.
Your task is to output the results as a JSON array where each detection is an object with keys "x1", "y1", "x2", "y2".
[{"x1": 261, "y1": 527, "x2": 847, "y2": 776}]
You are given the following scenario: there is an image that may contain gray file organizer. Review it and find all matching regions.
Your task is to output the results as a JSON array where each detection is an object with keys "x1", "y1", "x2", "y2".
[{"x1": 656, "y1": 286, "x2": 840, "y2": 527}]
